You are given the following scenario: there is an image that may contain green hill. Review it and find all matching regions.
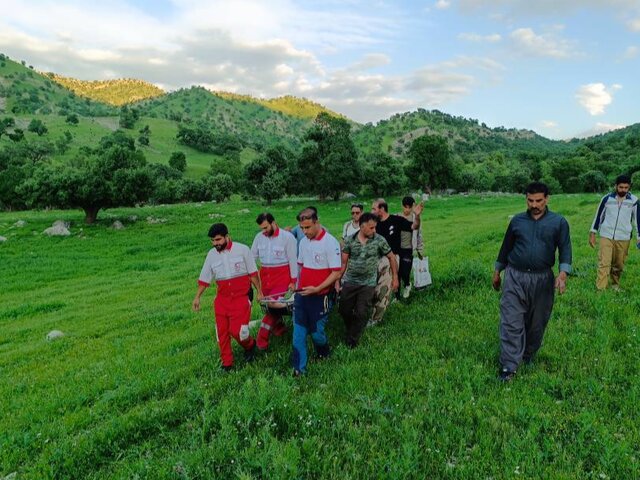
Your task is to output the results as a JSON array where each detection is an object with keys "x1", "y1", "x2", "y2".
[
  {"x1": 0, "y1": 54, "x2": 116, "y2": 117},
  {"x1": 48, "y1": 74, "x2": 165, "y2": 106},
  {"x1": 353, "y1": 108, "x2": 574, "y2": 159}
]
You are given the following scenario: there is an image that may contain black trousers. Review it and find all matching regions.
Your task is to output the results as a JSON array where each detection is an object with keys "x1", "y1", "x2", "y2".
[
  {"x1": 398, "y1": 253, "x2": 413, "y2": 288},
  {"x1": 339, "y1": 284, "x2": 376, "y2": 346}
]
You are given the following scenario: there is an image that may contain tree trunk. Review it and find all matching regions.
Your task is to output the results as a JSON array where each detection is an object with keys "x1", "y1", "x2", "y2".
[{"x1": 83, "y1": 206, "x2": 100, "y2": 224}]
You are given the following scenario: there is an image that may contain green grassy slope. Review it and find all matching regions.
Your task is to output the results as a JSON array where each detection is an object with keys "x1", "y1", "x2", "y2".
[{"x1": 1, "y1": 194, "x2": 639, "y2": 478}]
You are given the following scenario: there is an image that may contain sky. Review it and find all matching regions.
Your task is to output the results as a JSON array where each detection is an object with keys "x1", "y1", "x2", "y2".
[{"x1": 0, "y1": 0, "x2": 639, "y2": 139}]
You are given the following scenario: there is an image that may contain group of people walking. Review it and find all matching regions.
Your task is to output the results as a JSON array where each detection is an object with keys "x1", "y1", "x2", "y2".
[{"x1": 193, "y1": 175, "x2": 638, "y2": 381}]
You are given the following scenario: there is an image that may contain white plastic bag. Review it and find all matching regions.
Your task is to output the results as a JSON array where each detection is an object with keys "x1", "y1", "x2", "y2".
[{"x1": 412, "y1": 257, "x2": 432, "y2": 288}]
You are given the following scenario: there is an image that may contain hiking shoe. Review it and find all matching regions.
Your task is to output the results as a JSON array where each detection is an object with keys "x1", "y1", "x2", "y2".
[
  {"x1": 402, "y1": 285, "x2": 412, "y2": 299},
  {"x1": 244, "y1": 344, "x2": 257, "y2": 363},
  {"x1": 315, "y1": 343, "x2": 331, "y2": 359},
  {"x1": 292, "y1": 369, "x2": 302, "y2": 377},
  {"x1": 498, "y1": 368, "x2": 516, "y2": 382}
]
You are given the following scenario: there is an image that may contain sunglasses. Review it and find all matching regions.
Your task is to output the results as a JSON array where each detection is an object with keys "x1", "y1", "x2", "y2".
[{"x1": 351, "y1": 210, "x2": 362, "y2": 215}]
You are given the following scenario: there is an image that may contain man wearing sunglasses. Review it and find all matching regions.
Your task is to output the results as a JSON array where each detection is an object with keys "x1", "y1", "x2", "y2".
[{"x1": 342, "y1": 203, "x2": 363, "y2": 245}]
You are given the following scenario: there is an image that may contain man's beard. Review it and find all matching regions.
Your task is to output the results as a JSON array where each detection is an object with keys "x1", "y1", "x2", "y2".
[
  {"x1": 617, "y1": 190, "x2": 627, "y2": 198},
  {"x1": 214, "y1": 241, "x2": 227, "y2": 251}
]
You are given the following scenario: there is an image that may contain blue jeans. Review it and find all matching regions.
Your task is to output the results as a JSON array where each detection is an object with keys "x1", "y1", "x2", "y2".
[{"x1": 291, "y1": 293, "x2": 333, "y2": 373}]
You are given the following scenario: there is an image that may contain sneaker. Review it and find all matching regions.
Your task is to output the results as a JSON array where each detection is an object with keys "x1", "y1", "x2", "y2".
[
  {"x1": 402, "y1": 285, "x2": 412, "y2": 299},
  {"x1": 315, "y1": 343, "x2": 331, "y2": 359},
  {"x1": 498, "y1": 367, "x2": 516, "y2": 382},
  {"x1": 611, "y1": 285, "x2": 623, "y2": 292},
  {"x1": 244, "y1": 344, "x2": 257, "y2": 363},
  {"x1": 221, "y1": 365, "x2": 233, "y2": 372},
  {"x1": 292, "y1": 369, "x2": 302, "y2": 377}
]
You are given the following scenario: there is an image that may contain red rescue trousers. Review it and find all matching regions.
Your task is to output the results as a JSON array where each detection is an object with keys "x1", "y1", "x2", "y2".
[
  {"x1": 214, "y1": 294, "x2": 254, "y2": 367},
  {"x1": 256, "y1": 285, "x2": 288, "y2": 350}
]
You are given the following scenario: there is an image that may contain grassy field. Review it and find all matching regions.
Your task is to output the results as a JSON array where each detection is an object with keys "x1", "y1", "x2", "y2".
[{"x1": 1, "y1": 193, "x2": 639, "y2": 479}]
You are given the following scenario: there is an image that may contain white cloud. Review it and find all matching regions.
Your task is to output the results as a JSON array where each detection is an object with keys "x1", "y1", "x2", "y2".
[
  {"x1": 458, "y1": 32, "x2": 502, "y2": 42},
  {"x1": 541, "y1": 120, "x2": 557, "y2": 128},
  {"x1": 619, "y1": 45, "x2": 639, "y2": 61},
  {"x1": 435, "y1": 0, "x2": 451, "y2": 9},
  {"x1": 628, "y1": 18, "x2": 640, "y2": 31},
  {"x1": 575, "y1": 122, "x2": 626, "y2": 138},
  {"x1": 575, "y1": 83, "x2": 621, "y2": 116},
  {"x1": 457, "y1": 0, "x2": 639, "y2": 16},
  {"x1": 509, "y1": 27, "x2": 578, "y2": 58}
]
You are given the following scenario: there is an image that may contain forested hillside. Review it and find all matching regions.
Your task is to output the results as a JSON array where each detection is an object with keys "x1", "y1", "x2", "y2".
[
  {"x1": 2, "y1": 51, "x2": 640, "y2": 221},
  {"x1": 48, "y1": 74, "x2": 165, "y2": 105}
]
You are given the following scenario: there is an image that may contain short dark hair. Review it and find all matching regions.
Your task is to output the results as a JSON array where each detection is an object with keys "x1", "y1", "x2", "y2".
[
  {"x1": 297, "y1": 208, "x2": 318, "y2": 222},
  {"x1": 256, "y1": 212, "x2": 275, "y2": 224},
  {"x1": 296, "y1": 206, "x2": 318, "y2": 221},
  {"x1": 525, "y1": 182, "x2": 549, "y2": 197},
  {"x1": 351, "y1": 203, "x2": 364, "y2": 211},
  {"x1": 359, "y1": 212, "x2": 379, "y2": 226},
  {"x1": 402, "y1": 196, "x2": 415, "y2": 207},
  {"x1": 208, "y1": 223, "x2": 228, "y2": 238},
  {"x1": 616, "y1": 175, "x2": 631, "y2": 186}
]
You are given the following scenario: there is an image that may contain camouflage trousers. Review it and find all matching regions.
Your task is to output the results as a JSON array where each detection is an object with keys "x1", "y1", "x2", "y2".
[{"x1": 370, "y1": 255, "x2": 395, "y2": 325}]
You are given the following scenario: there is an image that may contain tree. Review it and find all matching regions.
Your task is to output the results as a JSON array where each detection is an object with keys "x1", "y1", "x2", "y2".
[
  {"x1": 406, "y1": 135, "x2": 454, "y2": 190},
  {"x1": 138, "y1": 125, "x2": 150, "y2": 146},
  {"x1": 201, "y1": 173, "x2": 234, "y2": 203},
  {"x1": 579, "y1": 170, "x2": 608, "y2": 193},
  {"x1": 8, "y1": 128, "x2": 24, "y2": 142},
  {"x1": 119, "y1": 106, "x2": 139, "y2": 129},
  {"x1": 169, "y1": 151, "x2": 187, "y2": 172},
  {"x1": 245, "y1": 146, "x2": 292, "y2": 204},
  {"x1": 28, "y1": 119, "x2": 48, "y2": 136},
  {"x1": 65, "y1": 113, "x2": 79, "y2": 125},
  {"x1": 19, "y1": 130, "x2": 153, "y2": 223},
  {"x1": 295, "y1": 112, "x2": 361, "y2": 200},
  {"x1": 362, "y1": 152, "x2": 406, "y2": 196}
]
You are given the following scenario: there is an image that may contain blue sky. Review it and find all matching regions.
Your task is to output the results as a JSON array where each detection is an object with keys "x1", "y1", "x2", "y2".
[{"x1": 0, "y1": 0, "x2": 638, "y2": 139}]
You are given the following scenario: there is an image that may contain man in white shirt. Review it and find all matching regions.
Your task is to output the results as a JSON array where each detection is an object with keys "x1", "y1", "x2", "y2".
[
  {"x1": 192, "y1": 223, "x2": 263, "y2": 371},
  {"x1": 589, "y1": 175, "x2": 640, "y2": 291},
  {"x1": 251, "y1": 213, "x2": 298, "y2": 350},
  {"x1": 292, "y1": 208, "x2": 342, "y2": 376}
]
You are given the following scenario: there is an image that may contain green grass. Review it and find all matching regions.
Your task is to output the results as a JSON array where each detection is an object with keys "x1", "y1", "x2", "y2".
[{"x1": 1, "y1": 194, "x2": 639, "y2": 479}]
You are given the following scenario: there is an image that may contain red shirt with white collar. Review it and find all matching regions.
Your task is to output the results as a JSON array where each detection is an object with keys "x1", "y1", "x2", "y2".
[
  {"x1": 198, "y1": 240, "x2": 258, "y2": 297},
  {"x1": 251, "y1": 227, "x2": 298, "y2": 290},
  {"x1": 298, "y1": 228, "x2": 341, "y2": 294}
]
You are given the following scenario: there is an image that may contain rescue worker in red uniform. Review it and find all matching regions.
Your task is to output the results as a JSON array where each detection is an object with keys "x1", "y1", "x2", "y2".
[
  {"x1": 192, "y1": 223, "x2": 263, "y2": 371},
  {"x1": 251, "y1": 213, "x2": 298, "y2": 350}
]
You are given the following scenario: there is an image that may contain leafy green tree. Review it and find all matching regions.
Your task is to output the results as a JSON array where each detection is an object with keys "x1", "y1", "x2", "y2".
[
  {"x1": 168, "y1": 151, "x2": 187, "y2": 172},
  {"x1": 56, "y1": 131, "x2": 74, "y2": 155},
  {"x1": 406, "y1": 135, "x2": 454, "y2": 190},
  {"x1": 19, "y1": 130, "x2": 153, "y2": 223},
  {"x1": 579, "y1": 170, "x2": 608, "y2": 193},
  {"x1": 138, "y1": 125, "x2": 150, "y2": 146},
  {"x1": 245, "y1": 146, "x2": 292, "y2": 204},
  {"x1": 28, "y1": 119, "x2": 48, "y2": 136},
  {"x1": 201, "y1": 173, "x2": 234, "y2": 203},
  {"x1": 8, "y1": 128, "x2": 24, "y2": 142},
  {"x1": 65, "y1": 113, "x2": 79, "y2": 125},
  {"x1": 362, "y1": 152, "x2": 406, "y2": 196},
  {"x1": 296, "y1": 112, "x2": 361, "y2": 200},
  {"x1": 119, "y1": 106, "x2": 139, "y2": 129}
]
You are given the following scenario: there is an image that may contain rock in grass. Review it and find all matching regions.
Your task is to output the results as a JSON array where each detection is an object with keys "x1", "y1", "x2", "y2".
[
  {"x1": 3, "y1": 472, "x2": 17, "y2": 480},
  {"x1": 46, "y1": 330, "x2": 65, "y2": 341},
  {"x1": 13, "y1": 220, "x2": 26, "y2": 228},
  {"x1": 238, "y1": 209, "x2": 250, "y2": 214},
  {"x1": 0, "y1": 236, "x2": 6, "y2": 243},
  {"x1": 111, "y1": 220, "x2": 125, "y2": 230},
  {"x1": 43, "y1": 220, "x2": 70, "y2": 236},
  {"x1": 146, "y1": 216, "x2": 167, "y2": 224}
]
